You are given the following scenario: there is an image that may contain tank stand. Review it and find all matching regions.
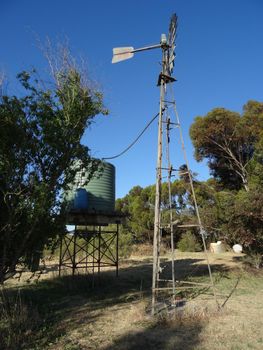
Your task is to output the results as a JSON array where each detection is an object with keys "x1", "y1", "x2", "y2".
[{"x1": 58, "y1": 223, "x2": 119, "y2": 279}]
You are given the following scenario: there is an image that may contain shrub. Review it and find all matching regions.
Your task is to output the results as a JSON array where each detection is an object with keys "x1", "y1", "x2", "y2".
[
  {"x1": 242, "y1": 253, "x2": 263, "y2": 269},
  {"x1": 177, "y1": 231, "x2": 202, "y2": 252},
  {"x1": 118, "y1": 229, "x2": 133, "y2": 258}
]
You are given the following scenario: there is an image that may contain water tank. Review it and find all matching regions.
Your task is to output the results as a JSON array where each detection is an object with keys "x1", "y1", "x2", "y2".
[
  {"x1": 65, "y1": 161, "x2": 116, "y2": 213},
  {"x1": 85, "y1": 162, "x2": 115, "y2": 212},
  {"x1": 74, "y1": 188, "x2": 88, "y2": 209}
]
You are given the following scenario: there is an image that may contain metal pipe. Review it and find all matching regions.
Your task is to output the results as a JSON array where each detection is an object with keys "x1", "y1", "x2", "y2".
[{"x1": 131, "y1": 44, "x2": 162, "y2": 53}]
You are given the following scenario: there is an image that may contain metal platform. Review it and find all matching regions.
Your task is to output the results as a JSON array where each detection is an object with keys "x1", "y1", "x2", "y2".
[
  {"x1": 59, "y1": 210, "x2": 126, "y2": 278},
  {"x1": 66, "y1": 209, "x2": 126, "y2": 226}
]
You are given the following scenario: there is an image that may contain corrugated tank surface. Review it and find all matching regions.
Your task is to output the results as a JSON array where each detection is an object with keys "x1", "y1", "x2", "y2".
[{"x1": 85, "y1": 162, "x2": 115, "y2": 212}]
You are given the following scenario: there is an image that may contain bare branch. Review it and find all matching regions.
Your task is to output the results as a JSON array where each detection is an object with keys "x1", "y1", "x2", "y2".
[
  {"x1": 206, "y1": 135, "x2": 249, "y2": 191},
  {"x1": 0, "y1": 70, "x2": 6, "y2": 95}
]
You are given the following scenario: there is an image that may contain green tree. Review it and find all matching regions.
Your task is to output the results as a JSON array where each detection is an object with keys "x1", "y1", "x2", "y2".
[
  {"x1": 190, "y1": 101, "x2": 263, "y2": 257},
  {"x1": 0, "y1": 67, "x2": 107, "y2": 282},
  {"x1": 116, "y1": 185, "x2": 155, "y2": 242},
  {"x1": 231, "y1": 187, "x2": 263, "y2": 254},
  {"x1": 190, "y1": 101, "x2": 263, "y2": 191},
  {"x1": 116, "y1": 180, "x2": 190, "y2": 244},
  {"x1": 199, "y1": 184, "x2": 263, "y2": 255}
]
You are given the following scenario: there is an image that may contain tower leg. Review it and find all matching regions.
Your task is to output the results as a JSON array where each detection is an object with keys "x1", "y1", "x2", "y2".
[{"x1": 152, "y1": 46, "x2": 166, "y2": 316}]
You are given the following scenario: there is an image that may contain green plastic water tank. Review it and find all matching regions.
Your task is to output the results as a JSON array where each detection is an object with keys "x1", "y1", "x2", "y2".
[
  {"x1": 64, "y1": 161, "x2": 115, "y2": 213},
  {"x1": 85, "y1": 162, "x2": 115, "y2": 212}
]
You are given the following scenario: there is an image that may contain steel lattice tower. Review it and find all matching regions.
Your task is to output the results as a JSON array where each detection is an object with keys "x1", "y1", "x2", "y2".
[{"x1": 112, "y1": 13, "x2": 218, "y2": 316}]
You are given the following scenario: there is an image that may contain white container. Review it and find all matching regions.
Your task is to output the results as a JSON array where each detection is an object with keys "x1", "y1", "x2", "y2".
[
  {"x1": 233, "y1": 244, "x2": 242, "y2": 253},
  {"x1": 210, "y1": 241, "x2": 225, "y2": 253}
]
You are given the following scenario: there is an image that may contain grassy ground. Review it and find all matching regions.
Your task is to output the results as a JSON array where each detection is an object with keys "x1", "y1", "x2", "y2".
[{"x1": 1, "y1": 251, "x2": 263, "y2": 350}]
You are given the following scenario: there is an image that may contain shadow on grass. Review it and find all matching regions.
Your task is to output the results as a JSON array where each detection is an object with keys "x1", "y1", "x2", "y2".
[
  {"x1": 162, "y1": 258, "x2": 230, "y2": 280},
  {"x1": 1, "y1": 258, "x2": 231, "y2": 349},
  {"x1": 104, "y1": 321, "x2": 203, "y2": 350},
  {"x1": 221, "y1": 275, "x2": 241, "y2": 308},
  {"x1": 231, "y1": 256, "x2": 244, "y2": 262}
]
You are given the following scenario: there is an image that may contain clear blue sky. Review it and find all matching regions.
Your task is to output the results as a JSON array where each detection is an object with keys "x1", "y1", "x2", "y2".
[{"x1": 1, "y1": 0, "x2": 263, "y2": 198}]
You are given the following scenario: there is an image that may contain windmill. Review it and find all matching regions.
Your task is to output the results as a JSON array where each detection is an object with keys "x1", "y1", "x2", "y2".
[{"x1": 112, "y1": 14, "x2": 217, "y2": 315}]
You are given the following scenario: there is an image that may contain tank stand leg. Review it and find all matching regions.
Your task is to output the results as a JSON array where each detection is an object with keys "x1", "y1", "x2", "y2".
[
  {"x1": 59, "y1": 234, "x2": 63, "y2": 277},
  {"x1": 98, "y1": 226, "x2": 101, "y2": 279},
  {"x1": 72, "y1": 227, "x2": 77, "y2": 276},
  {"x1": 116, "y1": 223, "x2": 119, "y2": 277}
]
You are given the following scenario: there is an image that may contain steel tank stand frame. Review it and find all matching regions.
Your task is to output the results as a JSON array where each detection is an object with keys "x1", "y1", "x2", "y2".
[{"x1": 58, "y1": 223, "x2": 119, "y2": 279}]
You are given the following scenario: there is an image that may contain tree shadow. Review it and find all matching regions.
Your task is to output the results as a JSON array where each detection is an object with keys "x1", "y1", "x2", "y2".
[
  {"x1": 231, "y1": 256, "x2": 244, "y2": 262},
  {"x1": 160, "y1": 257, "x2": 230, "y2": 279},
  {"x1": 103, "y1": 321, "x2": 203, "y2": 350},
  {"x1": 1, "y1": 257, "x2": 231, "y2": 349}
]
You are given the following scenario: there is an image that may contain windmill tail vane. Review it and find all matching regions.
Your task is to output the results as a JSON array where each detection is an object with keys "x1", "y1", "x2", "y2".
[{"x1": 112, "y1": 47, "x2": 135, "y2": 63}]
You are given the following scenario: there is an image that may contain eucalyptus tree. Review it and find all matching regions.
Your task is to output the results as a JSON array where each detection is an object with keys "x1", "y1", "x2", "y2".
[{"x1": 190, "y1": 101, "x2": 263, "y2": 192}]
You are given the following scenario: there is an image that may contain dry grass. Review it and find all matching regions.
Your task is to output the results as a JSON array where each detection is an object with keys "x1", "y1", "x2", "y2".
[
  {"x1": 1, "y1": 250, "x2": 263, "y2": 350},
  {"x1": 0, "y1": 289, "x2": 41, "y2": 349}
]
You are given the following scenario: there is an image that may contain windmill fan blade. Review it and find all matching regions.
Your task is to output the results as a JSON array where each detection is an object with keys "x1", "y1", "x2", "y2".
[
  {"x1": 169, "y1": 13, "x2": 178, "y2": 44},
  {"x1": 168, "y1": 15, "x2": 177, "y2": 49},
  {"x1": 168, "y1": 13, "x2": 178, "y2": 75}
]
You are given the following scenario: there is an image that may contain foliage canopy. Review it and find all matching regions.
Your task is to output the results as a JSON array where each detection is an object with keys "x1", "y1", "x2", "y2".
[
  {"x1": 189, "y1": 101, "x2": 263, "y2": 191},
  {"x1": 0, "y1": 68, "x2": 107, "y2": 282}
]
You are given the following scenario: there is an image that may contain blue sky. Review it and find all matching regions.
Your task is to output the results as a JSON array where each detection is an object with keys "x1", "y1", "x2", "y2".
[{"x1": 1, "y1": 0, "x2": 263, "y2": 198}]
